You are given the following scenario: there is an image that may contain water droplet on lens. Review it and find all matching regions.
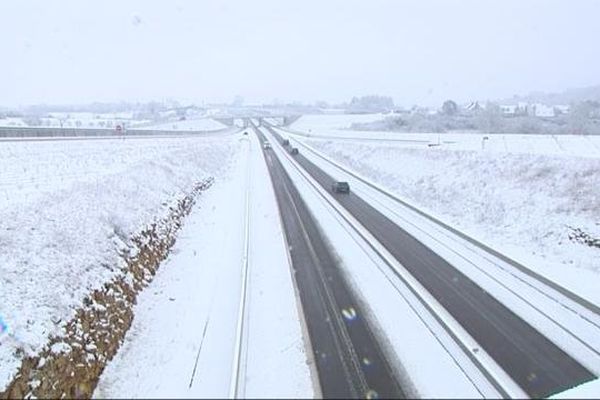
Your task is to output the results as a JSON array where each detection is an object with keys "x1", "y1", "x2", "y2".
[
  {"x1": 366, "y1": 389, "x2": 379, "y2": 399},
  {"x1": 341, "y1": 307, "x2": 357, "y2": 321}
]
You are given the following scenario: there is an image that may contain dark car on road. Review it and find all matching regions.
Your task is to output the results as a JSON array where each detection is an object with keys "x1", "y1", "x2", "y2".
[
  {"x1": 331, "y1": 181, "x2": 350, "y2": 194},
  {"x1": 282, "y1": 139, "x2": 290, "y2": 146},
  {"x1": 290, "y1": 147, "x2": 299, "y2": 155}
]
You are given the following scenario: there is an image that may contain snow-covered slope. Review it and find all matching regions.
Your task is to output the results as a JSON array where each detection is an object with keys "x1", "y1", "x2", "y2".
[
  {"x1": 95, "y1": 134, "x2": 313, "y2": 398},
  {"x1": 290, "y1": 113, "x2": 386, "y2": 132},
  {"x1": 139, "y1": 118, "x2": 226, "y2": 131},
  {"x1": 305, "y1": 139, "x2": 600, "y2": 305},
  {"x1": 0, "y1": 136, "x2": 241, "y2": 390}
]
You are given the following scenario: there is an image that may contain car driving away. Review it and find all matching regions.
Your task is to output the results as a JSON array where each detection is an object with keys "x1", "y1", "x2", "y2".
[
  {"x1": 331, "y1": 181, "x2": 350, "y2": 194},
  {"x1": 263, "y1": 142, "x2": 271, "y2": 150}
]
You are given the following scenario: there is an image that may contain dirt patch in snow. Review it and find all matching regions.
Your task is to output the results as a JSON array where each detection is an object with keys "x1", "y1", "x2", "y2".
[
  {"x1": 568, "y1": 226, "x2": 600, "y2": 249},
  {"x1": 0, "y1": 178, "x2": 213, "y2": 400}
]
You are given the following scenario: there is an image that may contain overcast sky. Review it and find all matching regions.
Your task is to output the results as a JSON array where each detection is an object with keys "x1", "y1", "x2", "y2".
[{"x1": 1, "y1": 0, "x2": 599, "y2": 107}]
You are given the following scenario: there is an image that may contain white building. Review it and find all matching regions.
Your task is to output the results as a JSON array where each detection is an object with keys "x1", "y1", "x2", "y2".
[
  {"x1": 529, "y1": 103, "x2": 555, "y2": 117},
  {"x1": 554, "y1": 105, "x2": 571, "y2": 115},
  {"x1": 500, "y1": 105, "x2": 519, "y2": 116}
]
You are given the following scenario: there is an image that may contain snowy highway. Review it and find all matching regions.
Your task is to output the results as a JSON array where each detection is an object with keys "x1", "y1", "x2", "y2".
[
  {"x1": 255, "y1": 125, "x2": 404, "y2": 398},
  {"x1": 253, "y1": 120, "x2": 599, "y2": 398},
  {"x1": 2, "y1": 121, "x2": 599, "y2": 398},
  {"x1": 5, "y1": 1, "x2": 600, "y2": 398}
]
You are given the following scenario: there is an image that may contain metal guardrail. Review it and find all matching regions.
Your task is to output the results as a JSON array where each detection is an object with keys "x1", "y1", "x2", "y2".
[
  {"x1": 0, "y1": 126, "x2": 234, "y2": 138},
  {"x1": 273, "y1": 124, "x2": 600, "y2": 317}
]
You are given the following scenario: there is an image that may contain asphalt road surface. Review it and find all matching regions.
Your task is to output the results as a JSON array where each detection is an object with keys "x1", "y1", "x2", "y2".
[
  {"x1": 254, "y1": 126, "x2": 406, "y2": 399},
  {"x1": 264, "y1": 124, "x2": 595, "y2": 399}
]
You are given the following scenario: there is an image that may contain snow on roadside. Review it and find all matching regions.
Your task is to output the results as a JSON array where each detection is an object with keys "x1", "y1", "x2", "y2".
[
  {"x1": 243, "y1": 134, "x2": 314, "y2": 397},
  {"x1": 291, "y1": 113, "x2": 387, "y2": 132},
  {"x1": 0, "y1": 117, "x2": 28, "y2": 127},
  {"x1": 264, "y1": 128, "x2": 493, "y2": 398},
  {"x1": 0, "y1": 136, "x2": 241, "y2": 391},
  {"x1": 305, "y1": 139, "x2": 600, "y2": 306},
  {"x1": 551, "y1": 378, "x2": 600, "y2": 399},
  {"x1": 94, "y1": 134, "x2": 313, "y2": 398},
  {"x1": 289, "y1": 114, "x2": 600, "y2": 159},
  {"x1": 138, "y1": 118, "x2": 226, "y2": 131},
  {"x1": 94, "y1": 145, "x2": 248, "y2": 398}
]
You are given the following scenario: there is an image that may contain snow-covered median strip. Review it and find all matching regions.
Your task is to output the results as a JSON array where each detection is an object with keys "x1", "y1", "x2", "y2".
[{"x1": 0, "y1": 136, "x2": 240, "y2": 394}]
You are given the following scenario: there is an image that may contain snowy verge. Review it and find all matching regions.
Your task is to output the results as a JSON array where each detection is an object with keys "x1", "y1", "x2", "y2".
[
  {"x1": 2, "y1": 179, "x2": 214, "y2": 399},
  {"x1": 551, "y1": 378, "x2": 600, "y2": 399},
  {"x1": 262, "y1": 127, "x2": 505, "y2": 398},
  {"x1": 290, "y1": 113, "x2": 387, "y2": 132},
  {"x1": 303, "y1": 138, "x2": 600, "y2": 306},
  {"x1": 243, "y1": 133, "x2": 314, "y2": 397},
  {"x1": 0, "y1": 136, "x2": 241, "y2": 392},
  {"x1": 137, "y1": 118, "x2": 226, "y2": 131},
  {"x1": 94, "y1": 134, "x2": 313, "y2": 398}
]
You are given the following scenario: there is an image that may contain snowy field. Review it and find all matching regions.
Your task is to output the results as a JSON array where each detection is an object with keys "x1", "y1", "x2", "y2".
[
  {"x1": 291, "y1": 113, "x2": 387, "y2": 132},
  {"x1": 302, "y1": 137, "x2": 600, "y2": 307},
  {"x1": 0, "y1": 113, "x2": 150, "y2": 130},
  {"x1": 138, "y1": 118, "x2": 226, "y2": 132},
  {"x1": 289, "y1": 114, "x2": 600, "y2": 158},
  {"x1": 0, "y1": 135, "x2": 241, "y2": 391},
  {"x1": 0, "y1": 115, "x2": 227, "y2": 132}
]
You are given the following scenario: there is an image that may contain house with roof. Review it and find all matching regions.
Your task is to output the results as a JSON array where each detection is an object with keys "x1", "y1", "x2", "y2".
[
  {"x1": 500, "y1": 105, "x2": 518, "y2": 116},
  {"x1": 464, "y1": 101, "x2": 483, "y2": 113},
  {"x1": 529, "y1": 103, "x2": 555, "y2": 117}
]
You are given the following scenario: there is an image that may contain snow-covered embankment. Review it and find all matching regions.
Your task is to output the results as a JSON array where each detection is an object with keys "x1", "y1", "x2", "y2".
[
  {"x1": 305, "y1": 138, "x2": 600, "y2": 305},
  {"x1": 0, "y1": 136, "x2": 240, "y2": 397}
]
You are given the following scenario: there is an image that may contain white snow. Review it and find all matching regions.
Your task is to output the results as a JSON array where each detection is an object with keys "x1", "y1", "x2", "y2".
[
  {"x1": 262, "y1": 126, "x2": 507, "y2": 398},
  {"x1": 0, "y1": 117, "x2": 27, "y2": 127},
  {"x1": 290, "y1": 128, "x2": 600, "y2": 159},
  {"x1": 138, "y1": 118, "x2": 226, "y2": 132},
  {"x1": 299, "y1": 137, "x2": 600, "y2": 308},
  {"x1": 94, "y1": 133, "x2": 313, "y2": 398},
  {"x1": 286, "y1": 132, "x2": 600, "y2": 380},
  {"x1": 0, "y1": 135, "x2": 240, "y2": 391},
  {"x1": 291, "y1": 113, "x2": 388, "y2": 132},
  {"x1": 0, "y1": 113, "x2": 146, "y2": 129},
  {"x1": 288, "y1": 114, "x2": 600, "y2": 159},
  {"x1": 243, "y1": 134, "x2": 314, "y2": 397},
  {"x1": 551, "y1": 378, "x2": 600, "y2": 399}
]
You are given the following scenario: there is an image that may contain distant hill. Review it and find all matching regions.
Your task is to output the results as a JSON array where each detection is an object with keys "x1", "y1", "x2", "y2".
[{"x1": 504, "y1": 85, "x2": 600, "y2": 105}]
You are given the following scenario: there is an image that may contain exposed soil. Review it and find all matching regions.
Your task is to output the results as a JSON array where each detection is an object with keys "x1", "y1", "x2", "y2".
[{"x1": 0, "y1": 178, "x2": 213, "y2": 399}]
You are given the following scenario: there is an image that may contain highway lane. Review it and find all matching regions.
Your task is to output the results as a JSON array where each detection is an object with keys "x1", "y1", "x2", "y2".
[
  {"x1": 263, "y1": 124, "x2": 596, "y2": 398},
  {"x1": 254, "y1": 126, "x2": 405, "y2": 399}
]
